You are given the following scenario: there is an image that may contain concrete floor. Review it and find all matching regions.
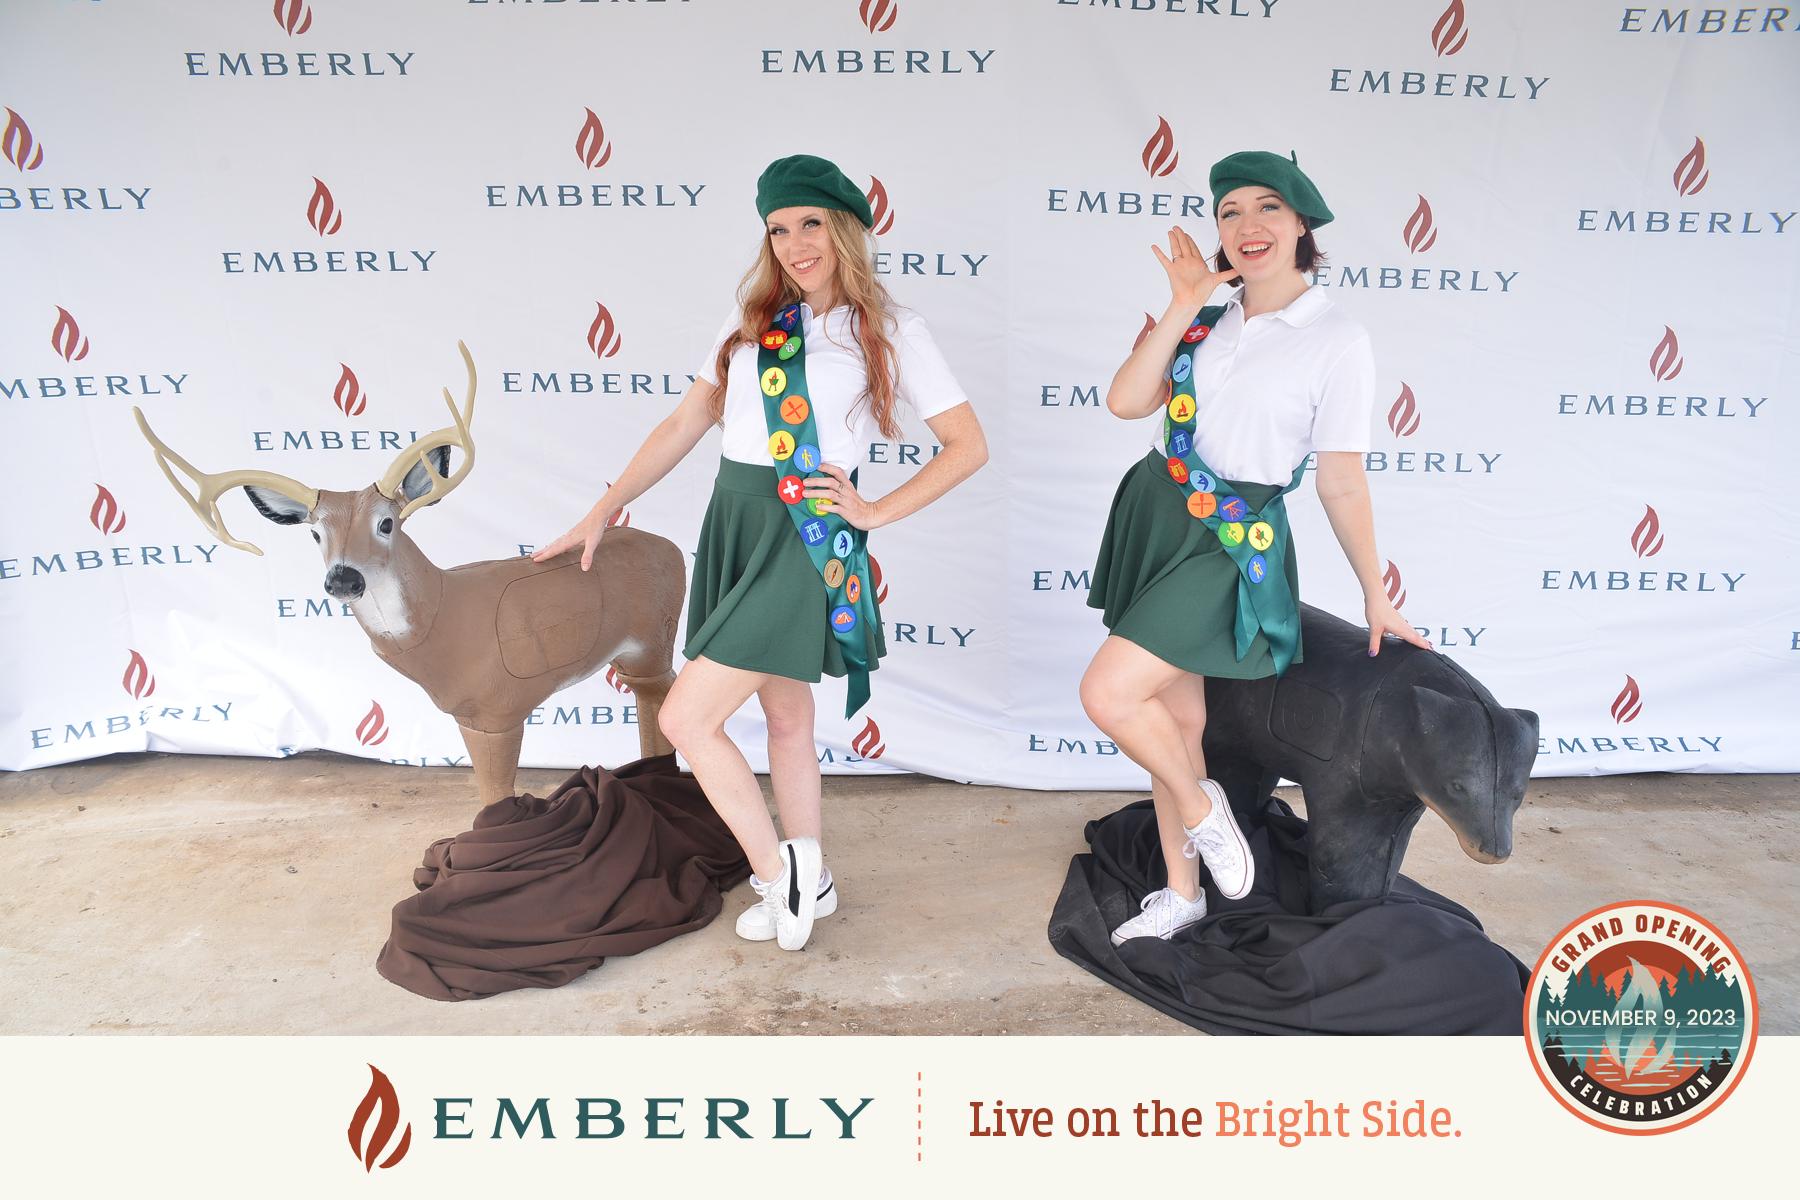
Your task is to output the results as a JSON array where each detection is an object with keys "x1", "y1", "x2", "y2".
[{"x1": 1, "y1": 755, "x2": 1794, "y2": 1035}]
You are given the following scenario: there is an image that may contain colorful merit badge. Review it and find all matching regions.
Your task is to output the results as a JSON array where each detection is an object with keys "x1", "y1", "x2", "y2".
[
  {"x1": 759, "y1": 301, "x2": 878, "y2": 717},
  {"x1": 1160, "y1": 302, "x2": 1307, "y2": 675}
]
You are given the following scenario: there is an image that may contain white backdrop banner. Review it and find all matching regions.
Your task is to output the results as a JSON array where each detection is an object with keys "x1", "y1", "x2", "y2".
[{"x1": 2, "y1": 0, "x2": 1796, "y2": 786}]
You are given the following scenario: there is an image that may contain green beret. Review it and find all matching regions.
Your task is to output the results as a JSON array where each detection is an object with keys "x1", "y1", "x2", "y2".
[
  {"x1": 755, "y1": 154, "x2": 873, "y2": 228},
  {"x1": 1208, "y1": 150, "x2": 1334, "y2": 229}
]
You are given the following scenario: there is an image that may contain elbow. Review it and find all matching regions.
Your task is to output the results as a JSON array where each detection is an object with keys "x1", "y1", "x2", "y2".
[
  {"x1": 967, "y1": 430, "x2": 990, "y2": 472},
  {"x1": 1104, "y1": 388, "x2": 1132, "y2": 418}
]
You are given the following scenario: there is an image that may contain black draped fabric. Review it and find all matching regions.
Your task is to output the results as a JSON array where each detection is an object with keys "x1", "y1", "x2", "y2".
[
  {"x1": 378, "y1": 755, "x2": 749, "y2": 1001},
  {"x1": 1048, "y1": 798, "x2": 1528, "y2": 1035}
]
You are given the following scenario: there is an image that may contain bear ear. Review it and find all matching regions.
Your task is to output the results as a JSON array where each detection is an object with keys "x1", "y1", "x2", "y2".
[
  {"x1": 1409, "y1": 685, "x2": 1486, "y2": 739},
  {"x1": 242, "y1": 484, "x2": 311, "y2": 525},
  {"x1": 399, "y1": 445, "x2": 454, "y2": 504}
]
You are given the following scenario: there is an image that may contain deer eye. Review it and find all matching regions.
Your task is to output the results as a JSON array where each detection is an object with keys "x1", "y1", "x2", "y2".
[
  {"x1": 378, "y1": 517, "x2": 394, "y2": 536},
  {"x1": 311, "y1": 530, "x2": 320, "y2": 543}
]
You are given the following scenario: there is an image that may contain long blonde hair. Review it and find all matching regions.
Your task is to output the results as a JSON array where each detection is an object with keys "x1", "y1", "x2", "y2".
[{"x1": 710, "y1": 208, "x2": 902, "y2": 440}]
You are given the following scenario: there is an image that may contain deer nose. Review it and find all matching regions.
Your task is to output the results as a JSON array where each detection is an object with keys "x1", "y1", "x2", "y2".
[{"x1": 324, "y1": 565, "x2": 365, "y2": 600}]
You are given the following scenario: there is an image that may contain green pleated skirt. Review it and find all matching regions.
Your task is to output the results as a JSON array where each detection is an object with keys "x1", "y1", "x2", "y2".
[
  {"x1": 684, "y1": 456, "x2": 886, "y2": 682},
  {"x1": 1088, "y1": 449, "x2": 1303, "y2": 679}
]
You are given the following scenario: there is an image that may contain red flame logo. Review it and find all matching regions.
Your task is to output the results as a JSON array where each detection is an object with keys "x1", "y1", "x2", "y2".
[
  {"x1": 1430, "y1": 0, "x2": 1469, "y2": 56},
  {"x1": 1383, "y1": 560, "x2": 1407, "y2": 609},
  {"x1": 1402, "y1": 195, "x2": 1438, "y2": 253},
  {"x1": 122, "y1": 650, "x2": 156, "y2": 700},
  {"x1": 1610, "y1": 676, "x2": 1643, "y2": 725},
  {"x1": 1630, "y1": 505, "x2": 1665, "y2": 558},
  {"x1": 347, "y1": 1065, "x2": 412, "y2": 1173},
  {"x1": 604, "y1": 665, "x2": 633, "y2": 694},
  {"x1": 307, "y1": 177, "x2": 343, "y2": 236},
  {"x1": 273, "y1": 0, "x2": 313, "y2": 36},
  {"x1": 1672, "y1": 137, "x2": 1709, "y2": 197},
  {"x1": 1649, "y1": 325, "x2": 1683, "y2": 382},
  {"x1": 90, "y1": 484, "x2": 126, "y2": 535},
  {"x1": 870, "y1": 555, "x2": 888, "y2": 604},
  {"x1": 851, "y1": 716, "x2": 886, "y2": 760},
  {"x1": 588, "y1": 302, "x2": 623, "y2": 359},
  {"x1": 866, "y1": 176, "x2": 895, "y2": 236},
  {"x1": 1141, "y1": 116, "x2": 1179, "y2": 179},
  {"x1": 1133, "y1": 312, "x2": 1156, "y2": 352},
  {"x1": 1387, "y1": 382, "x2": 1420, "y2": 437},
  {"x1": 356, "y1": 701, "x2": 390, "y2": 747},
  {"x1": 576, "y1": 108, "x2": 613, "y2": 170},
  {"x1": 859, "y1": 0, "x2": 898, "y2": 33},
  {"x1": 2, "y1": 107, "x2": 44, "y2": 172},
  {"x1": 51, "y1": 306, "x2": 90, "y2": 362},
  {"x1": 333, "y1": 363, "x2": 367, "y2": 417}
]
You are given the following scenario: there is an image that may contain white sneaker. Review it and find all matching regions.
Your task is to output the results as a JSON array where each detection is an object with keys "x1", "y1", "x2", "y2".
[
  {"x1": 737, "y1": 867, "x2": 838, "y2": 941},
  {"x1": 1110, "y1": 887, "x2": 1208, "y2": 945},
  {"x1": 747, "y1": 836, "x2": 822, "y2": 951},
  {"x1": 1183, "y1": 778, "x2": 1253, "y2": 899}
]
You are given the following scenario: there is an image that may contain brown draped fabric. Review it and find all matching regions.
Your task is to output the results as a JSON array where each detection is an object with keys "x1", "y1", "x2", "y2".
[{"x1": 377, "y1": 755, "x2": 748, "y2": 1001}]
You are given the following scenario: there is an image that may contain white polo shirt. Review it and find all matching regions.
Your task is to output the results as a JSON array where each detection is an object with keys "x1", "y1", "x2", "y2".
[
  {"x1": 698, "y1": 302, "x2": 969, "y2": 470},
  {"x1": 1153, "y1": 286, "x2": 1375, "y2": 485}
]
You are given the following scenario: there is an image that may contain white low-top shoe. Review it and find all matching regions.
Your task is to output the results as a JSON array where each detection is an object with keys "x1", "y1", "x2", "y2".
[
  {"x1": 1110, "y1": 887, "x2": 1208, "y2": 945},
  {"x1": 737, "y1": 867, "x2": 837, "y2": 941},
  {"x1": 1183, "y1": 778, "x2": 1254, "y2": 900},
  {"x1": 748, "y1": 836, "x2": 823, "y2": 951}
]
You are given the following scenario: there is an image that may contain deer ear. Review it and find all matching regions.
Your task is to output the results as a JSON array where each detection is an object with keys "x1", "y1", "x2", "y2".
[
  {"x1": 242, "y1": 484, "x2": 311, "y2": 525},
  {"x1": 399, "y1": 445, "x2": 453, "y2": 504}
]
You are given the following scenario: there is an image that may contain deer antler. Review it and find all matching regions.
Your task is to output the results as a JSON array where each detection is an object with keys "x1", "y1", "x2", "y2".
[
  {"x1": 132, "y1": 407, "x2": 319, "y2": 556},
  {"x1": 376, "y1": 341, "x2": 477, "y2": 521}
]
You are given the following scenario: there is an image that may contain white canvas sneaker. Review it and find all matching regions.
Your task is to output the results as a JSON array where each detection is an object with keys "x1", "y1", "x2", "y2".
[
  {"x1": 737, "y1": 866, "x2": 837, "y2": 941},
  {"x1": 1183, "y1": 778, "x2": 1253, "y2": 899},
  {"x1": 746, "y1": 836, "x2": 823, "y2": 951},
  {"x1": 1110, "y1": 887, "x2": 1208, "y2": 945}
]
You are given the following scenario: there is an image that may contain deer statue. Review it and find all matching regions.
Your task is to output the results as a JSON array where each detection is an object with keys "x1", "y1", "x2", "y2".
[{"x1": 131, "y1": 341, "x2": 685, "y2": 807}]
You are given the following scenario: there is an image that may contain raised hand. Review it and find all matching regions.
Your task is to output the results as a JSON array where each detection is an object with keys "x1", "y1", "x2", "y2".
[{"x1": 1150, "y1": 226, "x2": 1240, "y2": 310}]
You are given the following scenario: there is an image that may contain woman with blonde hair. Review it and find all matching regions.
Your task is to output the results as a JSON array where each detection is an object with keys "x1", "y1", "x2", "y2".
[{"x1": 537, "y1": 154, "x2": 987, "y2": 952}]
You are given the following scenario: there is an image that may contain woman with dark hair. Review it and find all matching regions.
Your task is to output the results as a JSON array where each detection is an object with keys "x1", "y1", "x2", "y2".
[
  {"x1": 537, "y1": 155, "x2": 986, "y2": 952},
  {"x1": 1079, "y1": 150, "x2": 1429, "y2": 945}
]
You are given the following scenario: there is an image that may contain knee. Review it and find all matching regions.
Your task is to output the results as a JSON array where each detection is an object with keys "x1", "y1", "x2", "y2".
[
  {"x1": 762, "y1": 700, "x2": 813, "y2": 745},
  {"x1": 657, "y1": 693, "x2": 713, "y2": 754},
  {"x1": 1171, "y1": 703, "x2": 1208, "y2": 750},
  {"x1": 1079, "y1": 668, "x2": 1129, "y2": 734}
]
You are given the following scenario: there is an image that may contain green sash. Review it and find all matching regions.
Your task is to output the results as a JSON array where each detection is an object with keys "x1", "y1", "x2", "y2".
[
  {"x1": 757, "y1": 302, "x2": 876, "y2": 717},
  {"x1": 1162, "y1": 305, "x2": 1306, "y2": 675}
]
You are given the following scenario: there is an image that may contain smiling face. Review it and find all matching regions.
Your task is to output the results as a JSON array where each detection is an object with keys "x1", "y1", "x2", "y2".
[
  {"x1": 1215, "y1": 185, "x2": 1308, "y2": 285},
  {"x1": 765, "y1": 205, "x2": 840, "y2": 304}
]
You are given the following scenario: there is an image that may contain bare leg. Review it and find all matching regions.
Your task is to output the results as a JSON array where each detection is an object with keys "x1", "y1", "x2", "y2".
[
  {"x1": 659, "y1": 655, "x2": 782, "y2": 880},
  {"x1": 758, "y1": 676, "x2": 821, "y2": 842},
  {"x1": 457, "y1": 723, "x2": 524, "y2": 809},
  {"x1": 1079, "y1": 636, "x2": 1218, "y2": 901}
]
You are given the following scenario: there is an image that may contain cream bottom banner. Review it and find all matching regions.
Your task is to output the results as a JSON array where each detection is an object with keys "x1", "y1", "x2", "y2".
[{"x1": 4, "y1": 1036, "x2": 1786, "y2": 1193}]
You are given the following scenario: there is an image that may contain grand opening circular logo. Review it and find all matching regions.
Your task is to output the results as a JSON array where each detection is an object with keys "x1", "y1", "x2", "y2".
[{"x1": 1525, "y1": 901, "x2": 1757, "y2": 1134}]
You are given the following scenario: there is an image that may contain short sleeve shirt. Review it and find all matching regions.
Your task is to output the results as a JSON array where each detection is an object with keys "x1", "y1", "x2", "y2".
[
  {"x1": 1154, "y1": 287, "x2": 1375, "y2": 485},
  {"x1": 698, "y1": 303, "x2": 969, "y2": 470}
]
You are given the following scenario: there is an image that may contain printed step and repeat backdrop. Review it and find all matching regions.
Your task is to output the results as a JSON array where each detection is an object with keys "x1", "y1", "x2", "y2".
[{"x1": 3, "y1": 0, "x2": 1796, "y2": 787}]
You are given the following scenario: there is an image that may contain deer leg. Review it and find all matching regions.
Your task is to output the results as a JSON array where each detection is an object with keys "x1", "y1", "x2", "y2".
[
  {"x1": 457, "y1": 723, "x2": 524, "y2": 808},
  {"x1": 614, "y1": 667, "x2": 676, "y2": 759}
]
